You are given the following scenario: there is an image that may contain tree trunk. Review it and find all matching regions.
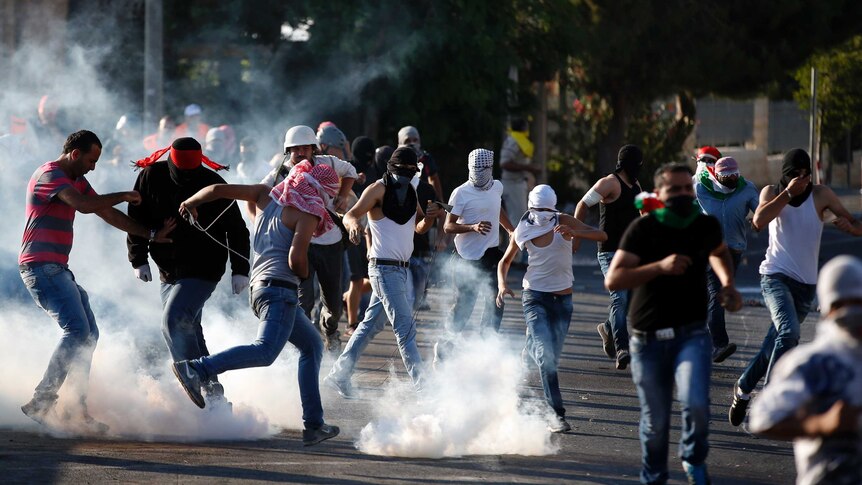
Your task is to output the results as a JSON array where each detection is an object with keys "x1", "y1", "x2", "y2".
[{"x1": 596, "y1": 94, "x2": 628, "y2": 176}]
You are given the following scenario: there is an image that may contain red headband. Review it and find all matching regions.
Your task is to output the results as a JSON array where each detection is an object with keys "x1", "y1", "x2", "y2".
[{"x1": 133, "y1": 145, "x2": 228, "y2": 171}]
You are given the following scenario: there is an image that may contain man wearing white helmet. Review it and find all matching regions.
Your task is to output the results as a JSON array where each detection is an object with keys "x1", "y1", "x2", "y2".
[
  {"x1": 750, "y1": 255, "x2": 862, "y2": 485},
  {"x1": 255, "y1": 125, "x2": 357, "y2": 352}
]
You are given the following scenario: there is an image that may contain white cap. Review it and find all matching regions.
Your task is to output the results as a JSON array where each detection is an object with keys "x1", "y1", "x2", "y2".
[
  {"x1": 184, "y1": 104, "x2": 202, "y2": 117},
  {"x1": 528, "y1": 184, "x2": 557, "y2": 210},
  {"x1": 817, "y1": 255, "x2": 862, "y2": 322}
]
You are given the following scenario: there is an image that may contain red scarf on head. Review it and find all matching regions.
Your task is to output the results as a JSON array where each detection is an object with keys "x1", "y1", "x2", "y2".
[{"x1": 132, "y1": 145, "x2": 229, "y2": 171}]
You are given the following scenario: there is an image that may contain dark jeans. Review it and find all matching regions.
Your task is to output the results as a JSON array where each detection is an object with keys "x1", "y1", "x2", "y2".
[
  {"x1": 299, "y1": 241, "x2": 344, "y2": 336},
  {"x1": 447, "y1": 247, "x2": 505, "y2": 334},
  {"x1": 705, "y1": 249, "x2": 742, "y2": 348},
  {"x1": 737, "y1": 273, "x2": 816, "y2": 393},
  {"x1": 159, "y1": 278, "x2": 218, "y2": 363},
  {"x1": 630, "y1": 326, "x2": 711, "y2": 484},
  {"x1": 597, "y1": 251, "x2": 630, "y2": 352}
]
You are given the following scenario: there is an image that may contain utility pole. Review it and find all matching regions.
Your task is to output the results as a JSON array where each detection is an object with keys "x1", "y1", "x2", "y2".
[
  {"x1": 808, "y1": 66, "x2": 818, "y2": 183},
  {"x1": 144, "y1": 0, "x2": 163, "y2": 131}
]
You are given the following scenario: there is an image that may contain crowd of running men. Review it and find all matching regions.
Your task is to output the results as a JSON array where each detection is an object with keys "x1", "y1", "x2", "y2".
[{"x1": 15, "y1": 118, "x2": 862, "y2": 483}]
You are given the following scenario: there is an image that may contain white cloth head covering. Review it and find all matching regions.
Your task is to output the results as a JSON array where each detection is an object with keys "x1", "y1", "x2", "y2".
[
  {"x1": 513, "y1": 185, "x2": 559, "y2": 249},
  {"x1": 468, "y1": 148, "x2": 494, "y2": 190}
]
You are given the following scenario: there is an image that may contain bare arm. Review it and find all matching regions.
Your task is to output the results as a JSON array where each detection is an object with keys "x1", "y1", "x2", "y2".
[
  {"x1": 756, "y1": 400, "x2": 862, "y2": 441},
  {"x1": 555, "y1": 213, "x2": 607, "y2": 242},
  {"x1": 752, "y1": 175, "x2": 809, "y2": 231},
  {"x1": 500, "y1": 206, "x2": 515, "y2": 233},
  {"x1": 288, "y1": 210, "x2": 318, "y2": 279},
  {"x1": 429, "y1": 174, "x2": 443, "y2": 201},
  {"x1": 180, "y1": 184, "x2": 270, "y2": 222},
  {"x1": 416, "y1": 202, "x2": 440, "y2": 234},
  {"x1": 574, "y1": 176, "x2": 617, "y2": 222},
  {"x1": 819, "y1": 186, "x2": 862, "y2": 236},
  {"x1": 56, "y1": 187, "x2": 139, "y2": 214},
  {"x1": 496, "y1": 238, "x2": 520, "y2": 307},
  {"x1": 334, "y1": 177, "x2": 357, "y2": 212},
  {"x1": 444, "y1": 212, "x2": 489, "y2": 235},
  {"x1": 708, "y1": 242, "x2": 743, "y2": 312},
  {"x1": 345, "y1": 183, "x2": 383, "y2": 244},
  {"x1": 95, "y1": 207, "x2": 174, "y2": 242},
  {"x1": 605, "y1": 249, "x2": 692, "y2": 291}
]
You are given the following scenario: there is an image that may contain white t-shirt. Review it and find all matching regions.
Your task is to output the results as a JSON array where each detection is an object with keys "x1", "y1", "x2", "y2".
[
  {"x1": 749, "y1": 320, "x2": 862, "y2": 485},
  {"x1": 260, "y1": 154, "x2": 358, "y2": 245},
  {"x1": 448, "y1": 180, "x2": 504, "y2": 260}
]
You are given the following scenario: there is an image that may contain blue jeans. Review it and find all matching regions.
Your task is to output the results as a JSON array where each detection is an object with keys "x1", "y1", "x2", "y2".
[
  {"x1": 328, "y1": 262, "x2": 424, "y2": 391},
  {"x1": 705, "y1": 250, "x2": 742, "y2": 348},
  {"x1": 522, "y1": 289, "x2": 572, "y2": 417},
  {"x1": 193, "y1": 285, "x2": 324, "y2": 428},
  {"x1": 737, "y1": 273, "x2": 816, "y2": 393},
  {"x1": 630, "y1": 327, "x2": 711, "y2": 485},
  {"x1": 597, "y1": 251, "x2": 630, "y2": 351},
  {"x1": 159, "y1": 278, "x2": 218, "y2": 363},
  {"x1": 20, "y1": 263, "x2": 99, "y2": 403},
  {"x1": 408, "y1": 255, "x2": 428, "y2": 311}
]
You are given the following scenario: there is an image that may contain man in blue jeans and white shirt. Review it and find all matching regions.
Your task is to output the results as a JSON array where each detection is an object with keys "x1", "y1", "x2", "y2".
[
  {"x1": 325, "y1": 146, "x2": 440, "y2": 397},
  {"x1": 729, "y1": 148, "x2": 862, "y2": 427},
  {"x1": 694, "y1": 155, "x2": 759, "y2": 363},
  {"x1": 606, "y1": 163, "x2": 742, "y2": 485}
]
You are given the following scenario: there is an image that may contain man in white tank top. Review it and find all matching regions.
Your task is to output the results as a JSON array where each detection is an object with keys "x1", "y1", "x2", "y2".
[
  {"x1": 730, "y1": 148, "x2": 862, "y2": 428},
  {"x1": 497, "y1": 185, "x2": 606, "y2": 433},
  {"x1": 324, "y1": 147, "x2": 440, "y2": 397}
]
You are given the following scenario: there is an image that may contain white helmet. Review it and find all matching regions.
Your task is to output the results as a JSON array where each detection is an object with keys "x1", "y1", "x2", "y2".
[{"x1": 283, "y1": 125, "x2": 320, "y2": 153}]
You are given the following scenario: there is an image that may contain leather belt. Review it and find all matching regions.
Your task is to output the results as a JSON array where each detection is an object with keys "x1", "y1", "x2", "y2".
[
  {"x1": 254, "y1": 279, "x2": 298, "y2": 291},
  {"x1": 369, "y1": 258, "x2": 410, "y2": 268}
]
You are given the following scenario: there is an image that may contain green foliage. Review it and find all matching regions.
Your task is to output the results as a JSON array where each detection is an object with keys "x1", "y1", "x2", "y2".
[{"x1": 793, "y1": 36, "x2": 862, "y2": 145}]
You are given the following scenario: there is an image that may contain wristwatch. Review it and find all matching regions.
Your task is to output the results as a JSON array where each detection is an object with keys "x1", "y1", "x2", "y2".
[{"x1": 784, "y1": 190, "x2": 793, "y2": 201}]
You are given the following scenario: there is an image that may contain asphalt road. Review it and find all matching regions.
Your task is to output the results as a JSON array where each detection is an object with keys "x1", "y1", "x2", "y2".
[{"x1": 3, "y1": 191, "x2": 861, "y2": 484}]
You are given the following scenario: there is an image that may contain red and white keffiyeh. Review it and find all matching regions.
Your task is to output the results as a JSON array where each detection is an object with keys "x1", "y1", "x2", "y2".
[{"x1": 269, "y1": 160, "x2": 340, "y2": 236}]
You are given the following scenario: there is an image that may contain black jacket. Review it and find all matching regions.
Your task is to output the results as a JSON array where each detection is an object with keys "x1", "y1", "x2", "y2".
[{"x1": 126, "y1": 161, "x2": 250, "y2": 284}]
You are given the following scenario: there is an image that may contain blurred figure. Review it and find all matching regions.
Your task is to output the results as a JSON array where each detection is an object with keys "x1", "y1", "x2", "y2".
[
  {"x1": 143, "y1": 115, "x2": 176, "y2": 152},
  {"x1": 19, "y1": 130, "x2": 172, "y2": 432},
  {"x1": 693, "y1": 146, "x2": 721, "y2": 178},
  {"x1": 174, "y1": 104, "x2": 210, "y2": 142},
  {"x1": 694, "y1": 156, "x2": 759, "y2": 363},
  {"x1": 204, "y1": 127, "x2": 228, "y2": 163},
  {"x1": 398, "y1": 125, "x2": 443, "y2": 201},
  {"x1": 29, "y1": 95, "x2": 67, "y2": 160},
  {"x1": 500, "y1": 117, "x2": 541, "y2": 227},
  {"x1": 318, "y1": 125, "x2": 352, "y2": 162},
  {"x1": 106, "y1": 113, "x2": 144, "y2": 167},
  {"x1": 343, "y1": 136, "x2": 376, "y2": 336},
  {"x1": 750, "y1": 255, "x2": 862, "y2": 485},
  {"x1": 235, "y1": 137, "x2": 272, "y2": 184}
]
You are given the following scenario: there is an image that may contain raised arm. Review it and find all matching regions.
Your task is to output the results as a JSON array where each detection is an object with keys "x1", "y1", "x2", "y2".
[
  {"x1": 752, "y1": 175, "x2": 809, "y2": 231},
  {"x1": 574, "y1": 176, "x2": 616, "y2": 221},
  {"x1": 555, "y1": 213, "x2": 607, "y2": 242},
  {"x1": 179, "y1": 183, "x2": 270, "y2": 222},
  {"x1": 819, "y1": 185, "x2": 862, "y2": 236},
  {"x1": 345, "y1": 182, "x2": 383, "y2": 244},
  {"x1": 56, "y1": 187, "x2": 140, "y2": 214}
]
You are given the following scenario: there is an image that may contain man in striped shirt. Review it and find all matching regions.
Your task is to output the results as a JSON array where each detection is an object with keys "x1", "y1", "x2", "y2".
[{"x1": 19, "y1": 130, "x2": 172, "y2": 433}]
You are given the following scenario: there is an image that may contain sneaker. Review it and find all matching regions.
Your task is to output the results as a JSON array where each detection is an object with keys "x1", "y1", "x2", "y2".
[
  {"x1": 728, "y1": 383, "x2": 751, "y2": 426},
  {"x1": 324, "y1": 331, "x2": 342, "y2": 353},
  {"x1": 172, "y1": 361, "x2": 205, "y2": 409},
  {"x1": 323, "y1": 375, "x2": 357, "y2": 399},
  {"x1": 682, "y1": 461, "x2": 711, "y2": 485},
  {"x1": 712, "y1": 343, "x2": 737, "y2": 363},
  {"x1": 548, "y1": 415, "x2": 572, "y2": 433},
  {"x1": 78, "y1": 412, "x2": 110, "y2": 435},
  {"x1": 302, "y1": 423, "x2": 340, "y2": 446},
  {"x1": 597, "y1": 323, "x2": 616, "y2": 359},
  {"x1": 615, "y1": 349, "x2": 631, "y2": 370},
  {"x1": 21, "y1": 397, "x2": 55, "y2": 426}
]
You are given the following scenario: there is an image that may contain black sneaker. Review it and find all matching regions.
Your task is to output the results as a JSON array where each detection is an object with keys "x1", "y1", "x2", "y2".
[
  {"x1": 615, "y1": 349, "x2": 631, "y2": 370},
  {"x1": 683, "y1": 461, "x2": 711, "y2": 485},
  {"x1": 712, "y1": 343, "x2": 737, "y2": 363},
  {"x1": 728, "y1": 384, "x2": 750, "y2": 426},
  {"x1": 21, "y1": 398, "x2": 55, "y2": 425},
  {"x1": 323, "y1": 375, "x2": 357, "y2": 399},
  {"x1": 172, "y1": 361, "x2": 205, "y2": 409},
  {"x1": 597, "y1": 323, "x2": 616, "y2": 359},
  {"x1": 302, "y1": 423, "x2": 340, "y2": 446},
  {"x1": 548, "y1": 415, "x2": 572, "y2": 433}
]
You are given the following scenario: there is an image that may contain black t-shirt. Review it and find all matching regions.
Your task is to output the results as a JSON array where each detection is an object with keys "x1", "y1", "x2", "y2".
[{"x1": 619, "y1": 213, "x2": 723, "y2": 331}]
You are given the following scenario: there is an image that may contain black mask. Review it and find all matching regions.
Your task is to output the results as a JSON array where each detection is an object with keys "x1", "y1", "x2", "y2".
[
  {"x1": 779, "y1": 148, "x2": 813, "y2": 207},
  {"x1": 665, "y1": 195, "x2": 695, "y2": 217},
  {"x1": 615, "y1": 144, "x2": 643, "y2": 180}
]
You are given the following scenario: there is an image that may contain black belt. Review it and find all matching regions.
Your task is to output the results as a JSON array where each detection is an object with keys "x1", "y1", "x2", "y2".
[
  {"x1": 254, "y1": 279, "x2": 298, "y2": 291},
  {"x1": 369, "y1": 258, "x2": 410, "y2": 268},
  {"x1": 631, "y1": 321, "x2": 706, "y2": 342}
]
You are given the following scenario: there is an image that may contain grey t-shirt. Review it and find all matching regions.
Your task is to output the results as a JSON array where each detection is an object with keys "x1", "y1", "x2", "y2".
[{"x1": 249, "y1": 200, "x2": 299, "y2": 286}]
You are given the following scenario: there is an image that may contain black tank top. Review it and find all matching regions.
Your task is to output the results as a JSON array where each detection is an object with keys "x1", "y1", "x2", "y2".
[{"x1": 598, "y1": 173, "x2": 641, "y2": 252}]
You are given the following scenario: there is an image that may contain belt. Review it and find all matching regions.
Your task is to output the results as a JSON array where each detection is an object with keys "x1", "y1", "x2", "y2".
[
  {"x1": 369, "y1": 258, "x2": 410, "y2": 268},
  {"x1": 253, "y1": 279, "x2": 298, "y2": 291},
  {"x1": 631, "y1": 321, "x2": 706, "y2": 342}
]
